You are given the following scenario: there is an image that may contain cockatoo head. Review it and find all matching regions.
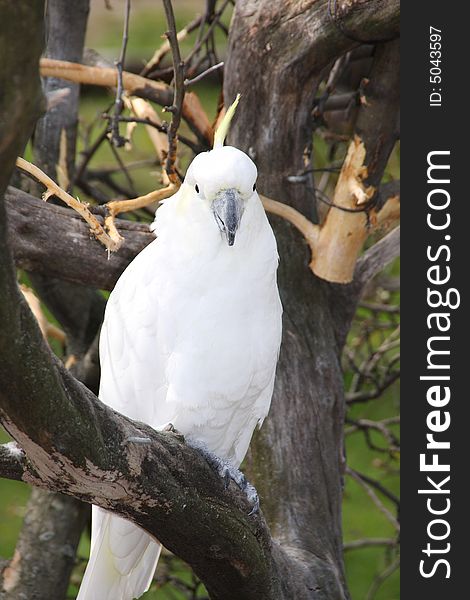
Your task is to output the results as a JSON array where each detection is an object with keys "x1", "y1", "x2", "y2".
[
  {"x1": 155, "y1": 95, "x2": 260, "y2": 247},
  {"x1": 183, "y1": 145, "x2": 257, "y2": 246}
]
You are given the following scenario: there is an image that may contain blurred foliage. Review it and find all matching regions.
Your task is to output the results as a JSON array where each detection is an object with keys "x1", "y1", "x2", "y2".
[{"x1": 0, "y1": 1, "x2": 399, "y2": 598}]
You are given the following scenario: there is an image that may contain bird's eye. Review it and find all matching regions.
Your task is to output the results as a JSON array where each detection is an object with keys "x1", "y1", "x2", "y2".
[
  {"x1": 252, "y1": 183, "x2": 256, "y2": 192},
  {"x1": 195, "y1": 184, "x2": 200, "y2": 193}
]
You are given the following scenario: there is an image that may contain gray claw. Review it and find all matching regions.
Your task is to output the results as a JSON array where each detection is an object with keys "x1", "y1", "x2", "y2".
[
  {"x1": 187, "y1": 439, "x2": 259, "y2": 514},
  {"x1": 162, "y1": 423, "x2": 185, "y2": 442}
]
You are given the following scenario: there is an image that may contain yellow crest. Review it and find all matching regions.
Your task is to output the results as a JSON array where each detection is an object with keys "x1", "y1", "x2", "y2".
[{"x1": 213, "y1": 94, "x2": 241, "y2": 149}]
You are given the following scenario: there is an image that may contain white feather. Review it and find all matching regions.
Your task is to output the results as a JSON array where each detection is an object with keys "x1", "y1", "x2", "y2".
[
  {"x1": 77, "y1": 507, "x2": 161, "y2": 600},
  {"x1": 78, "y1": 146, "x2": 282, "y2": 599}
]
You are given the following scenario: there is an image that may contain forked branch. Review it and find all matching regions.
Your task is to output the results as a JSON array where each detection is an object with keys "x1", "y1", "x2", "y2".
[{"x1": 16, "y1": 157, "x2": 121, "y2": 252}]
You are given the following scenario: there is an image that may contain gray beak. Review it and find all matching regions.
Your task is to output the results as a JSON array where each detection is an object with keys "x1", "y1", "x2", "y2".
[{"x1": 212, "y1": 188, "x2": 244, "y2": 246}]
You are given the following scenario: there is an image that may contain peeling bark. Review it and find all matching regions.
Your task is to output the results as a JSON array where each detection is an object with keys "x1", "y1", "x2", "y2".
[{"x1": 312, "y1": 136, "x2": 374, "y2": 283}]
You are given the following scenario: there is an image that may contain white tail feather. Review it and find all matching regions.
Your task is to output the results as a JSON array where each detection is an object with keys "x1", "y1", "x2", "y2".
[{"x1": 77, "y1": 507, "x2": 162, "y2": 600}]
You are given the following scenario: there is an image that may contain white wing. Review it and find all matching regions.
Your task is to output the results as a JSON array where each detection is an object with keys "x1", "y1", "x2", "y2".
[{"x1": 99, "y1": 238, "x2": 169, "y2": 425}]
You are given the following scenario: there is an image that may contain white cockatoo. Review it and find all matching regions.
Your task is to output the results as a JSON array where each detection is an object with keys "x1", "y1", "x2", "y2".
[{"x1": 77, "y1": 97, "x2": 282, "y2": 600}]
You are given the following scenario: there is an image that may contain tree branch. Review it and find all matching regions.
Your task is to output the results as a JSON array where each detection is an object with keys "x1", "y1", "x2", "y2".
[
  {"x1": 110, "y1": 0, "x2": 131, "y2": 147},
  {"x1": 162, "y1": 0, "x2": 185, "y2": 182},
  {"x1": 4, "y1": 5, "x2": 99, "y2": 597},
  {"x1": 346, "y1": 468, "x2": 399, "y2": 531},
  {"x1": 354, "y1": 226, "x2": 400, "y2": 288},
  {"x1": 16, "y1": 157, "x2": 121, "y2": 251},
  {"x1": 6, "y1": 187, "x2": 152, "y2": 290},
  {"x1": 343, "y1": 538, "x2": 397, "y2": 551},
  {"x1": 140, "y1": 14, "x2": 203, "y2": 76},
  {"x1": 1, "y1": 184, "x2": 295, "y2": 598},
  {"x1": 39, "y1": 58, "x2": 213, "y2": 147}
]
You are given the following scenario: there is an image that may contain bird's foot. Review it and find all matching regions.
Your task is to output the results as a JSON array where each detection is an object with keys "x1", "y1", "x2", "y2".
[
  {"x1": 124, "y1": 423, "x2": 185, "y2": 446},
  {"x1": 187, "y1": 440, "x2": 259, "y2": 515}
]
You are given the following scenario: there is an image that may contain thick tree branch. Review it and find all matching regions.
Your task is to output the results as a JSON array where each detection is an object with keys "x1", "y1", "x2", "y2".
[
  {"x1": 1, "y1": 486, "x2": 89, "y2": 600},
  {"x1": 3, "y1": 6, "x2": 95, "y2": 598},
  {"x1": 0, "y1": 363, "x2": 288, "y2": 599},
  {"x1": 6, "y1": 187, "x2": 152, "y2": 290},
  {"x1": 32, "y1": 0, "x2": 89, "y2": 188},
  {"x1": 7, "y1": 186, "x2": 359, "y2": 291}
]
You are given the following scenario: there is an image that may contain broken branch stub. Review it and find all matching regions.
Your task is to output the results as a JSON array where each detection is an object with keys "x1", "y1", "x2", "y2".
[{"x1": 312, "y1": 136, "x2": 375, "y2": 283}]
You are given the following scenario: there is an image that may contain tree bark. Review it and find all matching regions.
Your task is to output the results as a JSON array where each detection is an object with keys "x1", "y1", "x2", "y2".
[{"x1": 0, "y1": 1, "x2": 44, "y2": 194}]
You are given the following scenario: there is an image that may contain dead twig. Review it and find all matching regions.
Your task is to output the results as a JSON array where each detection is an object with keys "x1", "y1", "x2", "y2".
[
  {"x1": 73, "y1": 127, "x2": 110, "y2": 188},
  {"x1": 104, "y1": 183, "x2": 179, "y2": 247},
  {"x1": 343, "y1": 537, "x2": 397, "y2": 551},
  {"x1": 141, "y1": 15, "x2": 203, "y2": 77},
  {"x1": 110, "y1": 0, "x2": 131, "y2": 147},
  {"x1": 185, "y1": 0, "x2": 231, "y2": 73},
  {"x1": 106, "y1": 114, "x2": 201, "y2": 154},
  {"x1": 162, "y1": 0, "x2": 185, "y2": 183},
  {"x1": 345, "y1": 417, "x2": 400, "y2": 454},
  {"x1": 366, "y1": 556, "x2": 400, "y2": 600},
  {"x1": 106, "y1": 136, "x2": 138, "y2": 197},
  {"x1": 16, "y1": 157, "x2": 121, "y2": 252},
  {"x1": 184, "y1": 61, "x2": 224, "y2": 87},
  {"x1": 346, "y1": 467, "x2": 400, "y2": 531}
]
